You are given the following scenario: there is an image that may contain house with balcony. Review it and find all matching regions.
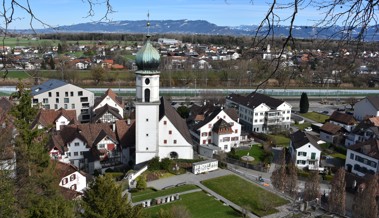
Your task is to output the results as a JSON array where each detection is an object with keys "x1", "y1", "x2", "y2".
[
  {"x1": 345, "y1": 139, "x2": 379, "y2": 177},
  {"x1": 93, "y1": 88, "x2": 124, "y2": 119},
  {"x1": 225, "y1": 92, "x2": 292, "y2": 133},
  {"x1": 290, "y1": 130, "x2": 323, "y2": 171},
  {"x1": 49, "y1": 123, "x2": 121, "y2": 173},
  {"x1": 327, "y1": 111, "x2": 357, "y2": 132},
  {"x1": 189, "y1": 104, "x2": 241, "y2": 154},
  {"x1": 345, "y1": 117, "x2": 379, "y2": 147},
  {"x1": 31, "y1": 79, "x2": 94, "y2": 122}
]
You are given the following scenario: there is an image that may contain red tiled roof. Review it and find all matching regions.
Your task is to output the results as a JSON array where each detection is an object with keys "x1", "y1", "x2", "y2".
[
  {"x1": 32, "y1": 109, "x2": 77, "y2": 129},
  {"x1": 328, "y1": 111, "x2": 356, "y2": 125},
  {"x1": 115, "y1": 119, "x2": 135, "y2": 148},
  {"x1": 320, "y1": 122, "x2": 344, "y2": 135}
]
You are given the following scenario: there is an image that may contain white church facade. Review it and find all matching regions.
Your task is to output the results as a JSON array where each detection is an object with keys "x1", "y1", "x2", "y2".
[{"x1": 134, "y1": 35, "x2": 193, "y2": 165}]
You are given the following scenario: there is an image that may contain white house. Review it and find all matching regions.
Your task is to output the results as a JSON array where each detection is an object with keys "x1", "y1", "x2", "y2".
[
  {"x1": 189, "y1": 105, "x2": 241, "y2": 153},
  {"x1": 54, "y1": 160, "x2": 88, "y2": 193},
  {"x1": 49, "y1": 123, "x2": 121, "y2": 173},
  {"x1": 345, "y1": 139, "x2": 379, "y2": 177},
  {"x1": 353, "y1": 96, "x2": 379, "y2": 121},
  {"x1": 93, "y1": 88, "x2": 124, "y2": 118},
  {"x1": 327, "y1": 111, "x2": 357, "y2": 132},
  {"x1": 345, "y1": 117, "x2": 379, "y2": 147},
  {"x1": 31, "y1": 79, "x2": 94, "y2": 122},
  {"x1": 290, "y1": 131, "x2": 323, "y2": 171},
  {"x1": 319, "y1": 122, "x2": 346, "y2": 145},
  {"x1": 31, "y1": 108, "x2": 78, "y2": 131},
  {"x1": 225, "y1": 92, "x2": 292, "y2": 133}
]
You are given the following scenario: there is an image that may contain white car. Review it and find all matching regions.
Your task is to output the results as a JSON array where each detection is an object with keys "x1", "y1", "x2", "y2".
[{"x1": 304, "y1": 127, "x2": 312, "y2": 132}]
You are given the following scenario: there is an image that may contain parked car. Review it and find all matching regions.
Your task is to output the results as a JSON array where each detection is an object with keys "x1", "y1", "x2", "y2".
[{"x1": 304, "y1": 127, "x2": 312, "y2": 132}]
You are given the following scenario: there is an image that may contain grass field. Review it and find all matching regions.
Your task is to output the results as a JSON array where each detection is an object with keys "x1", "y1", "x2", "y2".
[
  {"x1": 235, "y1": 144, "x2": 265, "y2": 162},
  {"x1": 144, "y1": 191, "x2": 241, "y2": 218},
  {"x1": 268, "y1": 134, "x2": 290, "y2": 147},
  {"x1": 301, "y1": 112, "x2": 329, "y2": 123},
  {"x1": 202, "y1": 175, "x2": 289, "y2": 217},
  {"x1": 131, "y1": 185, "x2": 199, "y2": 203}
]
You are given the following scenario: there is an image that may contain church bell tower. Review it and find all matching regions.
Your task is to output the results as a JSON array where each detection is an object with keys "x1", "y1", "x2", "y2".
[{"x1": 134, "y1": 15, "x2": 161, "y2": 165}]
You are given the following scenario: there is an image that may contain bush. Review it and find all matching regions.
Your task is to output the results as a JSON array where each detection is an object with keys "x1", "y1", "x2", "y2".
[
  {"x1": 104, "y1": 172, "x2": 124, "y2": 181},
  {"x1": 148, "y1": 157, "x2": 161, "y2": 170},
  {"x1": 160, "y1": 158, "x2": 173, "y2": 171},
  {"x1": 298, "y1": 170, "x2": 310, "y2": 178}
]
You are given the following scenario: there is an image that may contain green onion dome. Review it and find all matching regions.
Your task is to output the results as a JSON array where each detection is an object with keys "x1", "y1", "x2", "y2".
[{"x1": 135, "y1": 36, "x2": 161, "y2": 71}]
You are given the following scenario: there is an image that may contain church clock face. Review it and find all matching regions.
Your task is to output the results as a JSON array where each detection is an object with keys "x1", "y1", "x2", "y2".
[{"x1": 145, "y1": 78, "x2": 150, "y2": 85}]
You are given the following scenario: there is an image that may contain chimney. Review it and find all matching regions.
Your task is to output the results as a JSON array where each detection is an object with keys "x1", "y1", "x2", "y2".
[{"x1": 127, "y1": 118, "x2": 131, "y2": 125}]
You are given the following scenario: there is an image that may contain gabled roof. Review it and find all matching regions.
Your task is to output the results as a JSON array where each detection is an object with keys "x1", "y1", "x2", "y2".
[
  {"x1": 191, "y1": 107, "x2": 223, "y2": 131},
  {"x1": 51, "y1": 123, "x2": 117, "y2": 151},
  {"x1": 31, "y1": 79, "x2": 67, "y2": 96},
  {"x1": 290, "y1": 130, "x2": 321, "y2": 151},
  {"x1": 32, "y1": 109, "x2": 78, "y2": 129},
  {"x1": 92, "y1": 104, "x2": 122, "y2": 123},
  {"x1": 115, "y1": 119, "x2": 135, "y2": 148},
  {"x1": 94, "y1": 88, "x2": 123, "y2": 109},
  {"x1": 212, "y1": 119, "x2": 233, "y2": 134},
  {"x1": 159, "y1": 97, "x2": 193, "y2": 145},
  {"x1": 368, "y1": 117, "x2": 379, "y2": 127},
  {"x1": 365, "y1": 96, "x2": 379, "y2": 110},
  {"x1": 227, "y1": 92, "x2": 286, "y2": 110},
  {"x1": 328, "y1": 111, "x2": 357, "y2": 125},
  {"x1": 349, "y1": 139, "x2": 379, "y2": 159},
  {"x1": 320, "y1": 122, "x2": 344, "y2": 135}
]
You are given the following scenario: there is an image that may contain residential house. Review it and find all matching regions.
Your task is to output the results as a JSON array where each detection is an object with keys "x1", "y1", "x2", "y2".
[
  {"x1": 354, "y1": 96, "x2": 379, "y2": 121},
  {"x1": 92, "y1": 104, "x2": 123, "y2": 124},
  {"x1": 345, "y1": 117, "x2": 379, "y2": 147},
  {"x1": 189, "y1": 104, "x2": 241, "y2": 153},
  {"x1": 345, "y1": 139, "x2": 379, "y2": 177},
  {"x1": 31, "y1": 79, "x2": 94, "y2": 122},
  {"x1": 93, "y1": 88, "x2": 124, "y2": 118},
  {"x1": 53, "y1": 160, "x2": 89, "y2": 194},
  {"x1": 319, "y1": 122, "x2": 346, "y2": 145},
  {"x1": 327, "y1": 111, "x2": 357, "y2": 132},
  {"x1": 225, "y1": 92, "x2": 292, "y2": 133},
  {"x1": 290, "y1": 131, "x2": 323, "y2": 171},
  {"x1": 31, "y1": 108, "x2": 78, "y2": 131},
  {"x1": 49, "y1": 123, "x2": 121, "y2": 173},
  {"x1": 115, "y1": 119, "x2": 135, "y2": 165}
]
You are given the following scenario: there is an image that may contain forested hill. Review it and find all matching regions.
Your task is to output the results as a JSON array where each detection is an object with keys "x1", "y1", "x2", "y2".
[{"x1": 19, "y1": 19, "x2": 379, "y2": 41}]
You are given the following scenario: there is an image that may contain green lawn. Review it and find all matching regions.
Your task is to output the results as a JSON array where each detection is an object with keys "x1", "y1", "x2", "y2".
[
  {"x1": 301, "y1": 112, "x2": 329, "y2": 123},
  {"x1": 235, "y1": 144, "x2": 265, "y2": 162},
  {"x1": 330, "y1": 153, "x2": 346, "y2": 160},
  {"x1": 292, "y1": 122, "x2": 312, "y2": 131},
  {"x1": 3, "y1": 71, "x2": 32, "y2": 79},
  {"x1": 144, "y1": 191, "x2": 241, "y2": 218},
  {"x1": 202, "y1": 175, "x2": 289, "y2": 217},
  {"x1": 268, "y1": 134, "x2": 290, "y2": 147},
  {"x1": 131, "y1": 184, "x2": 199, "y2": 202}
]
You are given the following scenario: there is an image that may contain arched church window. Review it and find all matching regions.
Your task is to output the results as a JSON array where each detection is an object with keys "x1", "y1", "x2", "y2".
[{"x1": 144, "y1": 89, "x2": 150, "y2": 102}]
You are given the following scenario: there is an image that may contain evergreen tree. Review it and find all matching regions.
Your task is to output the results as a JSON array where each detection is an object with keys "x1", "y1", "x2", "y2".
[
  {"x1": 49, "y1": 57, "x2": 55, "y2": 70},
  {"x1": 328, "y1": 168, "x2": 346, "y2": 216},
  {"x1": 299, "y1": 92, "x2": 309, "y2": 113},
  {"x1": 271, "y1": 149, "x2": 286, "y2": 192},
  {"x1": 303, "y1": 171, "x2": 320, "y2": 201},
  {"x1": 136, "y1": 175, "x2": 147, "y2": 190},
  {"x1": 352, "y1": 174, "x2": 378, "y2": 218},
  {"x1": 10, "y1": 83, "x2": 74, "y2": 217},
  {"x1": 81, "y1": 174, "x2": 144, "y2": 218},
  {"x1": 57, "y1": 43, "x2": 63, "y2": 54}
]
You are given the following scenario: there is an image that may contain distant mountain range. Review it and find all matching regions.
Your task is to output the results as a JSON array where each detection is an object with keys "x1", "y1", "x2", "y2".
[{"x1": 21, "y1": 19, "x2": 379, "y2": 41}]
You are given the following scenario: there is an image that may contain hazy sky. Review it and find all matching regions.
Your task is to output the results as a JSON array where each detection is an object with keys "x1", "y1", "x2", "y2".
[{"x1": 8, "y1": 0, "x2": 321, "y2": 29}]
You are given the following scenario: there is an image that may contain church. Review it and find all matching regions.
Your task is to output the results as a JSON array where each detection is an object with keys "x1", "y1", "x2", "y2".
[{"x1": 133, "y1": 34, "x2": 194, "y2": 165}]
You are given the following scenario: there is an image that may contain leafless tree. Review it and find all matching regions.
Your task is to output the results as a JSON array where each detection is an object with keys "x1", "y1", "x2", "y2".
[
  {"x1": 285, "y1": 160, "x2": 298, "y2": 198},
  {"x1": 250, "y1": 0, "x2": 379, "y2": 89},
  {"x1": 271, "y1": 148, "x2": 286, "y2": 192},
  {"x1": 303, "y1": 171, "x2": 321, "y2": 201},
  {"x1": 352, "y1": 174, "x2": 379, "y2": 218},
  {"x1": 328, "y1": 168, "x2": 346, "y2": 216}
]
